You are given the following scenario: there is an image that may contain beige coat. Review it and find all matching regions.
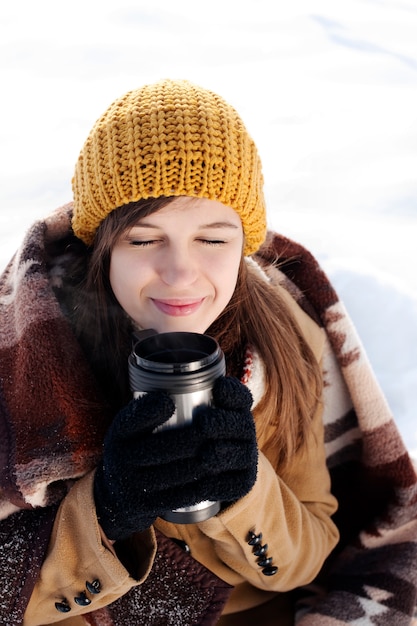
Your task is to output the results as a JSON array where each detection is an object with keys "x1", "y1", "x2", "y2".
[{"x1": 24, "y1": 281, "x2": 339, "y2": 626}]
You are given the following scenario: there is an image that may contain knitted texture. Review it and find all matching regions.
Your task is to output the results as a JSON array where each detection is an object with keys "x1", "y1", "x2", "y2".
[
  {"x1": 71, "y1": 79, "x2": 266, "y2": 255},
  {"x1": 94, "y1": 379, "x2": 257, "y2": 541}
]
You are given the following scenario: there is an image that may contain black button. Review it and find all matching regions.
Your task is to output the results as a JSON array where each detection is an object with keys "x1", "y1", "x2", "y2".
[
  {"x1": 74, "y1": 592, "x2": 91, "y2": 606},
  {"x1": 262, "y1": 565, "x2": 278, "y2": 576},
  {"x1": 247, "y1": 531, "x2": 262, "y2": 546},
  {"x1": 253, "y1": 543, "x2": 268, "y2": 557},
  {"x1": 171, "y1": 538, "x2": 191, "y2": 554},
  {"x1": 257, "y1": 556, "x2": 273, "y2": 567},
  {"x1": 55, "y1": 599, "x2": 71, "y2": 613},
  {"x1": 86, "y1": 579, "x2": 101, "y2": 594}
]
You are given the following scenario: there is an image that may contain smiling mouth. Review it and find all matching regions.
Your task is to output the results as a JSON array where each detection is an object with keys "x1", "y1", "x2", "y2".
[{"x1": 151, "y1": 298, "x2": 205, "y2": 317}]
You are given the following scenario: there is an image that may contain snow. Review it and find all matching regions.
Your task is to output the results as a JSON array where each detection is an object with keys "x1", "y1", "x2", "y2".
[{"x1": 0, "y1": 0, "x2": 416, "y2": 456}]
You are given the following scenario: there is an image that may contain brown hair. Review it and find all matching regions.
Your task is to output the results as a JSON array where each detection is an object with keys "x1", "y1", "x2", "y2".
[{"x1": 70, "y1": 197, "x2": 322, "y2": 466}]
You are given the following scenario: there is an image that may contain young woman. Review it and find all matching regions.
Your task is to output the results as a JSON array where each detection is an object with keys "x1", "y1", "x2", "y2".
[{"x1": 3, "y1": 79, "x2": 412, "y2": 626}]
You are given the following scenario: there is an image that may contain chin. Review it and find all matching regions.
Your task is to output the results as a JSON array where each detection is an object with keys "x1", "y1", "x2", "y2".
[{"x1": 156, "y1": 320, "x2": 210, "y2": 335}]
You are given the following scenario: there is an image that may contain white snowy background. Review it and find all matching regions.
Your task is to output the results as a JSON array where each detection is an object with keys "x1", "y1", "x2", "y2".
[{"x1": 1, "y1": 0, "x2": 416, "y2": 456}]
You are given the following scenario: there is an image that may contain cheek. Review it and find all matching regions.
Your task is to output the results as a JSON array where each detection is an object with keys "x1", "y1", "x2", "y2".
[{"x1": 212, "y1": 254, "x2": 241, "y2": 301}]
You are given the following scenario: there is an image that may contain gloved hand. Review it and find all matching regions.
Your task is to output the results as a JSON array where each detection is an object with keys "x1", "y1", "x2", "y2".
[{"x1": 93, "y1": 376, "x2": 258, "y2": 540}]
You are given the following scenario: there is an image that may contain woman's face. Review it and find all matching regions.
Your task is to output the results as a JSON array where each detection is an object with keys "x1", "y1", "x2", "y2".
[{"x1": 109, "y1": 197, "x2": 244, "y2": 334}]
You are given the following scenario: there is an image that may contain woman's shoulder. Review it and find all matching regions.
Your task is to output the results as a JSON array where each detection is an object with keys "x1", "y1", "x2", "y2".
[{"x1": 247, "y1": 254, "x2": 326, "y2": 364}]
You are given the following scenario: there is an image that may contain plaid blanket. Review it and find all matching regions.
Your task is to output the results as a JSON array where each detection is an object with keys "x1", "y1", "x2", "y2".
[{"x1": 0, "y1": 204, "x2": 416, "y2": 625}]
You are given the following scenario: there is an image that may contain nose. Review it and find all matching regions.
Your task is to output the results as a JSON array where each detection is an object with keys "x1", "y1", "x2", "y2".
[{"x1": 159, "y1": 245, "x2": 198, "y2": 288}]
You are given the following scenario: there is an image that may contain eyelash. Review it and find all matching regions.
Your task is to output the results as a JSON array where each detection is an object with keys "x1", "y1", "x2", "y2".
[
  {"x1": 128, "y1": 238, "x2": 226, "y2": 247},
  {"x1": 129, "y1": 239, "x2": 156, "y2": 247},
  {"x1": 199, "y1": 239, "x2": 226, "y2": 246}
]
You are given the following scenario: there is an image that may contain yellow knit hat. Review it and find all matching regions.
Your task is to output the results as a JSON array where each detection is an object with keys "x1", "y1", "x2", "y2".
[{"x1": 72, "y1": 79, "x2": 266, "y2": 255}]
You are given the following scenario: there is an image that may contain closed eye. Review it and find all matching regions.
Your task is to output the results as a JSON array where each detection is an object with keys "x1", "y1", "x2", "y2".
[
  {"x1": 198, "y1": 238, "x2": 227, "y2": 246},
  {"x1": 128, "y1": 239, "x2": 159, "y2": 247}
]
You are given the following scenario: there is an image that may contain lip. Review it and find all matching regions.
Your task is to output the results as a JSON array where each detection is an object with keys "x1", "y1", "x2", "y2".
[{"x1": 151, "y1": 298, "x2": 205, "y2": 317}]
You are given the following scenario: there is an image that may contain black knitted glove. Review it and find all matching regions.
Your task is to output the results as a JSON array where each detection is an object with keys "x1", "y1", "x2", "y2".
[{"x1": 94, "y1": 376, "x2": 258, "y2": 540}]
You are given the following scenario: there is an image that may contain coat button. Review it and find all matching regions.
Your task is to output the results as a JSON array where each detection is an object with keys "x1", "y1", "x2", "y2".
[
  {"x1": 171, "y1": 538, "x2": 191, "y2": 554},
  {"x1": 262, "y1": 565, "x2": 278, "y2": 576},
  {"x1": 257, "y1": 556, "x2": 273, "y2": 567},
  {"x1": 86, "y1": 579, "x2": 101, "y2": 594},
  {"x1": 74, "y1": 592, "x2": 91, "y2": 606},
  {"x1": 247, "y1": 531, "x2": 263, "y2": 546},
  {"x1": 253, "y1": 543, "x2": 268, "y2": 557},
  {"x1": 55, "y1": 599, "x2": 71, "y2": 613}
]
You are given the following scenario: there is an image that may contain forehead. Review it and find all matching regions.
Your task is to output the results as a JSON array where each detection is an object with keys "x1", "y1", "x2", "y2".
[{"x1": 144, "y1": 196, "x2": 242, "y2": 225}]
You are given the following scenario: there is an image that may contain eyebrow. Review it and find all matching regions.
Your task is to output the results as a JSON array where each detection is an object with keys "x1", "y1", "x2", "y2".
[
  {"x1": 132, "y1": 220, "x2": 239, "y2": 229},
  {"x1": 199, "y1": 221, "x2": 239, "y2": 229}
]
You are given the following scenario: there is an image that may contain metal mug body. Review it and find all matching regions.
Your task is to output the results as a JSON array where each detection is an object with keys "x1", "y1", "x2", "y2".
[{"x1": 128, "y1": 331, "x2": 225, "y2": 523}]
